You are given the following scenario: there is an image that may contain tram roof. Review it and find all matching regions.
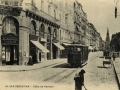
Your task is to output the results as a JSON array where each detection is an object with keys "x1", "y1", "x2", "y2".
[{"x1": 65, "y1": 43, "x2": 88, "y2": 47}]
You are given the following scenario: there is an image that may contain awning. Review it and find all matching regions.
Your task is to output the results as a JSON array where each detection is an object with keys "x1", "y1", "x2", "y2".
[
  {"x1": 53, "y1": 43, "x2": 65, "y2": 50},
  {"x1": 95, "y1": 47, "x2": 99, "y2": 50},
  {"x1": 62, "y1": 43, "x2": 71, "y2": 46},
  {"x1": 30, "y1": 40, "x2": 49, "y2": 53},
  {"x1": 89, "y1": 46, "x2": 93, "y2": 50},
  {"x1": 41, "y1": 38, "x2": 47, "y2": 42}
]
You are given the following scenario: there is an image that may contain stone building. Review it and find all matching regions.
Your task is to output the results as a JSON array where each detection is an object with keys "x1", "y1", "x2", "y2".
[
  {"x1": 88, "y1": 23, "x2": 96, "y2": 49},
  {"x1": 0, "y1": 0, "x2": 103, "y2": 66},
  {"x1": 74, "y1": 1, "x2": 87, "y2": 44},
  {"x1": 57, "y1": 0, "x2": 75, "y2": 58},
  {"x1": 0, "y1": 0, "x2": 65, "y2": 66}
]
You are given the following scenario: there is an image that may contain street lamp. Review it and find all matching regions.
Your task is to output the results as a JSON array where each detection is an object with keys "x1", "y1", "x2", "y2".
[
  {"x1": 115, "y1": 6, "x2": 117, "y2": 18},
  {"x1": 114, "y1": 0, "x2": 119, "y2": 18}
]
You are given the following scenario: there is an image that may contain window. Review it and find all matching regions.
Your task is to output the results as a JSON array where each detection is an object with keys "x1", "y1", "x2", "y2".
[
  {"x1": 3, "y1": 18, "x2": 16, "y2": 35},
  {"x1": 48, "y1": 5, "x2": 51, "y2": 15},
  {"x1": 30, "y1": 21, "x2": 36, "y2": 35},
  {"x1": 14, "y1": 1, "x2": 18, "y2": 6},
  {"x1": 5, "y1": 1, "x2": 8, "y2": 5},
  {"x1": 53, "y1": 29, "x2": 57, "y2": 38},
  {"x1": 2, "y1": 0, "x2": 21, "y2": 6},
  {"x1": 41, "y1": 24, "x2": 45, "y2": 38},
  {"x1": 41, "y1": 1, "x2": 44, "y2": 11},
  {"x1": 54, "y1": 9, "x2": 56, "y2": 19}
]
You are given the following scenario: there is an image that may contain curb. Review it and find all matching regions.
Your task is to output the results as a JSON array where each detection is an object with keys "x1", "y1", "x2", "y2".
[
  {"x1": 113, "y1": 62, "x2": 120, "y2": 90},
  {"x1": 0, "y1": 61, "x2": 65, "y2": 72}
]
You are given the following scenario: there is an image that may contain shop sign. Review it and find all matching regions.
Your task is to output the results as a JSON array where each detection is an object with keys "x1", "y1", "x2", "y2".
[
  {"x1": 1, "y1": 34, "x2": 19, "y2": 45},
  {"x1": 29, "y1": 35, "x2": 38, "y2": 41},
  {"x1": 52, "y1": 37, "x2": 58, "y2": 43}
]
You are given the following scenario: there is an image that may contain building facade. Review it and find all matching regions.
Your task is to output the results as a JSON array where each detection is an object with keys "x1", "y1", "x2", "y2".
[
  {"x1": 74, "y1": 1, "x2": 87, "y2": 44},
  {"x1": 0, "y1": 0, "x2": 65, "y2": 66},
  {"x1": 0, "y1": 0, "x2": 103, "y2": 66}
]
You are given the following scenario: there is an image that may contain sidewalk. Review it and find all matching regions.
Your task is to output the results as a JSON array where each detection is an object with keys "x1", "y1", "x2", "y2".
[
  {"x1": 113, "y1": 58, "x2": 120, "y2": 89},
  {"x1": 0, "y1": 59, "x2": 67, "y2": 72},
  {"x1": 0, "y1": 52, "x2": 100, "y2": 72}
]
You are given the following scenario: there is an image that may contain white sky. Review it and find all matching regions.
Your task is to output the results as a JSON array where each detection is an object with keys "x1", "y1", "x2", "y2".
[{"x1": 78, "y1": 0, "x2": 120, "y2": 41}]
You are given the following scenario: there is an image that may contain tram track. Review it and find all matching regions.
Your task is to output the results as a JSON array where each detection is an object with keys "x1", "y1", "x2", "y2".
[
  {"x1": 43, "y1": 52, "x2": 100, "y2": 83},
  {"x1": 54, "y1": 68, "x2": 79, "y2": 83},
  {"x1": 31, "y1": 52, "x2": 100, "y2": 72},
  {"x1": 43, "y1": 69, "x2": 69, "y2": 81},
  {"x1": 24, "y1": 61, "x2": 67, "y2": 71},
  {"x1": 43, "y1": 68, "x2": 79, "y2": 83}
]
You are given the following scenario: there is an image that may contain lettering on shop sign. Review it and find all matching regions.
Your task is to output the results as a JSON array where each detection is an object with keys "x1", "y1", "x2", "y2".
[{"x1": 1, "y1": 34, "x2": 19, "y2": 45}]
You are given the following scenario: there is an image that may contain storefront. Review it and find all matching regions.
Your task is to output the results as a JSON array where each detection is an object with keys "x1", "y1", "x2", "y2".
[
  {"x1": 1, "y1": 16, "x2": 19, "y2": 65},
  {"x1": 29, "y1": 35, "x2": 49, "y2": 63},
  {"x1": 52, "y1": 42, "x2": 65, "y2": 59},
  {"x1": 1, "y1": 34, "x2": 19, "y2": 65}
]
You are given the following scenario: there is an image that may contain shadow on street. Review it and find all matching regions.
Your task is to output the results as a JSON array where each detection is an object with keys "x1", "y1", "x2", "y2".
[
  {"x1": 97, "y1": 66, "x2": 111, "y2": 69},
  {"x1": 52, "y1": 63, "x2": 79, "y2": 68}
]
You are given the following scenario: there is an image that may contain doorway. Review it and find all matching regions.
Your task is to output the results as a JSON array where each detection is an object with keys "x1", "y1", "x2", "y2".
[
  {"x1": 2, "y1": 45, "x2": 19, "y2": 65},
  {"x1": 29, "y1": 42, "x2": 37, "y2": 64},
  {"x1": 53, "y1": 44, "x2": 57, "y2": 59}
]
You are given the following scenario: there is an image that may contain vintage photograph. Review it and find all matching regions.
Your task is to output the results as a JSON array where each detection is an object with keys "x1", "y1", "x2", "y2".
[{"x1": 0, "y1": 0, "x2": 120, "y2": 90}]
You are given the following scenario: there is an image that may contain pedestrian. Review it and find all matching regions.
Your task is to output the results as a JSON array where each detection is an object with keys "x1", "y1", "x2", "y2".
[
  {"x1": 112, "y1": 53, "x2": 116, "y2": 61},
  {"x1": 74, "y1": 69, "x2": 86, "y2": 90},
  {"x1": 27, "y1": 56, "x2": 33, "y2": 65}
]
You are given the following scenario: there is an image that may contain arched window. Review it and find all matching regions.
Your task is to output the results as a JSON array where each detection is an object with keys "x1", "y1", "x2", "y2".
[
  {"x1": 41, "y1": 24, "x2": 45, "y2": 38},
  {"x1": 30, "y1": 21, "x2": 36, "y2": 35},
  {"x1": 2, "y1": 17, "x2": 16, "y2": 35},
  {"x1": 60, "y1": 30, "x2": 61, "y2": 40},
  {"x1": 41, "y1": 1, "x2": 44, "y2": 11},
  {"x1": 48, "y1": 5, "x2": 51, "y2": 15},
  {"x1": 54, "y1": 9, "x2": 56, "y2": 19},
  {"x1": 53, "y1": 29, "x2": 57, "y2": 38},
  {"x1": 47, "y1": 27, "x2": 51, "y2": 38}
]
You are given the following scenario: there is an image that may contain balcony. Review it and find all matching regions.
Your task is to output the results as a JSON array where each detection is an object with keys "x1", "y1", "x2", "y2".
[
  {"x1": 39, "y1": 10, "x2": 60, "y2": 26},
  {"x1": 0, "y1": 1, "x2": 22, "y2": 16},
  {"x1": 25, "y1": 3, "x2": 60, "y2": 26},
  {"x1": 0, "y1": 0, "x2": 22, "y2": 6}
]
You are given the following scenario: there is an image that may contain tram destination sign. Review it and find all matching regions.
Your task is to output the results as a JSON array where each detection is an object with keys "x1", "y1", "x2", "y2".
[{"x1": 1, "y1": 34, "x2": 19, "y2": 45}]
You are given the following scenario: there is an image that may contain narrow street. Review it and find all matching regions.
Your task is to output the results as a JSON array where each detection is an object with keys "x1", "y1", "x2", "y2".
[{"x1": 0, "y1": 52, "x2": 119, "y2": 90}]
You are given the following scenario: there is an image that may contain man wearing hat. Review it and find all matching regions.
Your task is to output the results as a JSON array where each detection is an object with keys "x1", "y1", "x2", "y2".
[{"x1": 74, "y1": 69, "x2": 86, "y2": 90}]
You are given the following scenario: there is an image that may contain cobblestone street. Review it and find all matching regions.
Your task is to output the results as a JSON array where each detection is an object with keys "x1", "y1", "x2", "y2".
[
  {"x1": 83, "y1": 52, "x2": 119, "y2": 90},
  {"x1": 0, "y1": 52, "x2": 119, "y2": 90}
]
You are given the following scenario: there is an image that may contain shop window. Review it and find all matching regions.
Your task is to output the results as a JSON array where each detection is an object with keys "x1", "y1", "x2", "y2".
[{"x1": 2, "y1": 46, "x2": 5, "y2": 60}]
